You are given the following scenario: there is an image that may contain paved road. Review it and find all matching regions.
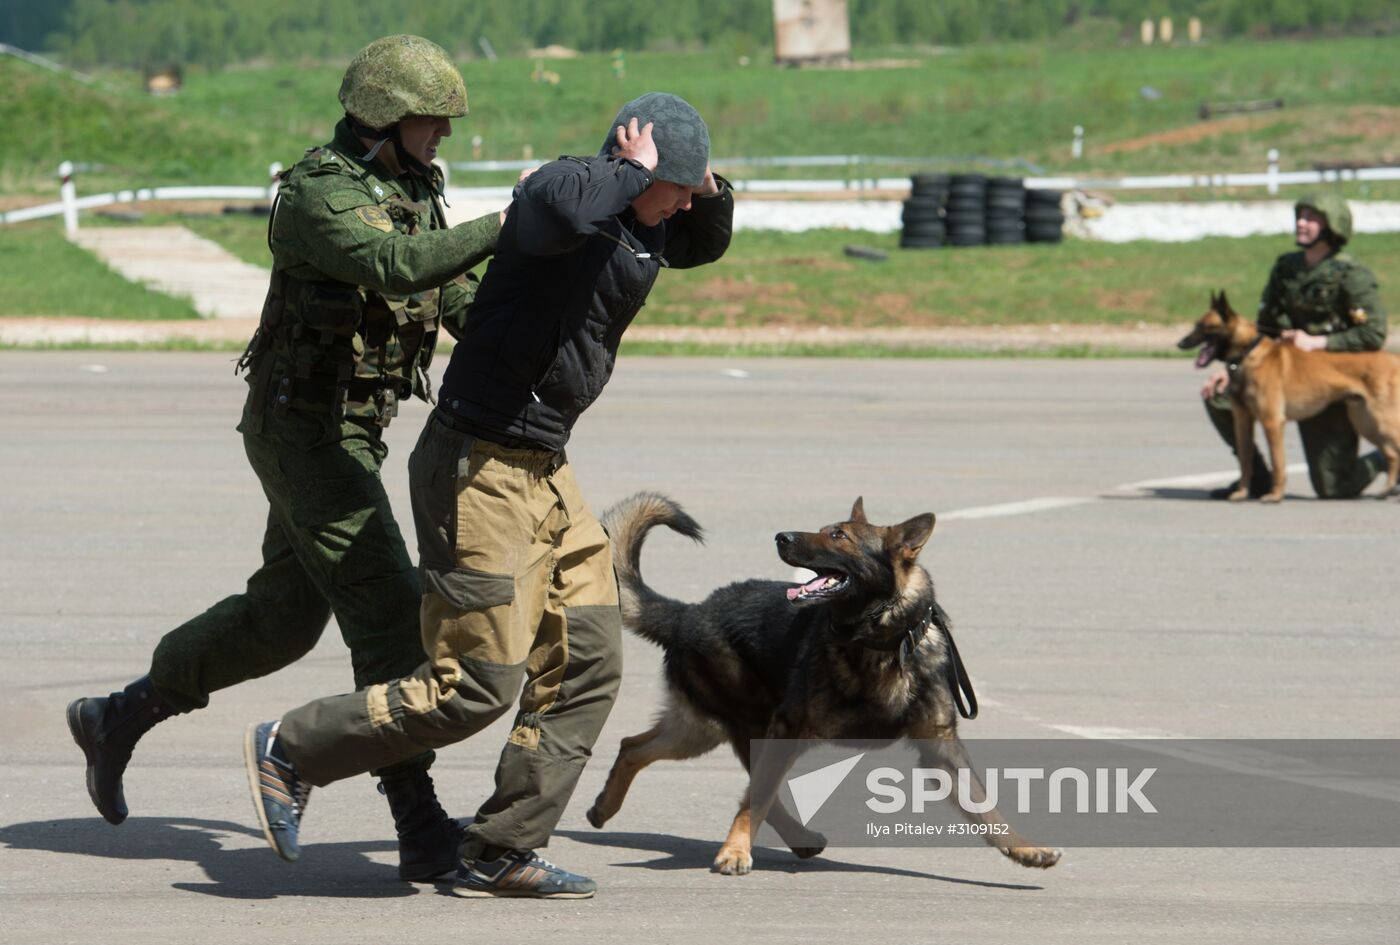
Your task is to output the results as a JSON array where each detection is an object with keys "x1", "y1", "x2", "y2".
[{"x1": 2, "y1": 352, "x2": 1396, "y2": 944}]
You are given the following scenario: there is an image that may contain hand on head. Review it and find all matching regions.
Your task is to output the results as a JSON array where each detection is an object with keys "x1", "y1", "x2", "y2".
[{"x1": 612, "y1": 118, "x2": 659, "y2": 172}]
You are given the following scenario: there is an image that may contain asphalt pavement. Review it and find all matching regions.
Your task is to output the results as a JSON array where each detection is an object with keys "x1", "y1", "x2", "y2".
[{"x1": 1, "y1": 352, "x2": 1396, "y2": 944}]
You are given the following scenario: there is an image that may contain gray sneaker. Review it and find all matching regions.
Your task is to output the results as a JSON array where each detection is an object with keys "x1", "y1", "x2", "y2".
[
  {"x1": 453, "y1": 848, "x2": 597, "y2": 899},
  {"x1": 243, "y1": 720, "x2": 311, "y2": 862}
]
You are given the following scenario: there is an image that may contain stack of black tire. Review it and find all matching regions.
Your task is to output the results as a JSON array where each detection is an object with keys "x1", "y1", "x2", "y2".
[
  {"x1": 899, "y1": 173, "x2": 947, "y2": 249},
  {"x1": 1024, "y1": 188, "x2": 1065, "y2": 243},
  {"x1": 985, "y1": 177, "x2": 1026, "y2": 244},
  {"x1": 899, "y1": 174, "x2": 1064, "y2": 249},
  {"x1": 944, "y1": 174, "x2": 987, "y2": 246}
]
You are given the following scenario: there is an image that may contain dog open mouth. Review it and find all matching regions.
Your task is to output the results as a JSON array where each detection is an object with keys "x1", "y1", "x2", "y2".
[
  {"x1": 1194, "y1": 342, "x2": 1222, "y2": 368},
  {"x1": 786, "y1": 571, "x2": 849, "y2": 602}
]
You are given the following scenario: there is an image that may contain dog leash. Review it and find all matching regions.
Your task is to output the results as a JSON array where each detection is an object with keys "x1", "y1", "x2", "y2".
[
  {"x1": 857, "y1": 603, "x2": 979, "y2": 721},
  {"x1": 927, "y1": 602, "x2": 979, "y2": 721}
]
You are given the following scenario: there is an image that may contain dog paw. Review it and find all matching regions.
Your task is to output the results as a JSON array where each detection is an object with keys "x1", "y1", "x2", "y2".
[
  {"x1": 712, "y1": 846, "x2": 753, "y2": 875},
  {"x1": 1227, "y1": 489, "x2": 1249, "y2": 502},
  {"x1": 1261, "y1": 493, "x2": 1284, "y2": 504},
  {"x1": 788, "y1": 830, "x2": 826, "y2": 859},
  {"x1": 585, "y1": 804, "x2": 607, "y2": 829},
  {"x1": 1004, "y1": 845, "x2": 1062, "y2": 869}
]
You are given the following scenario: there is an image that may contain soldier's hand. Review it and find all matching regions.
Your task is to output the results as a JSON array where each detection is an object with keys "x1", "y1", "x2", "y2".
[
  {"x1": 1281, "y1": 329, "x2": 1328, "y2": 352},
  {"x1": 502, "y1": 166, "x2": 538, "y2": 225},
  {"x1": 612, "y1": 117, "x2": 659, "y2": 173},
  {"x1": 1200, "y1": 370, "x2": 1228, "y2": 398}
]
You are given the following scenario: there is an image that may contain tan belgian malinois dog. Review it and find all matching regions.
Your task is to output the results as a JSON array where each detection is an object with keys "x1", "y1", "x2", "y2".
[{"x1": 1178, "y1": 290, "x2": 1400, "y2": 502}]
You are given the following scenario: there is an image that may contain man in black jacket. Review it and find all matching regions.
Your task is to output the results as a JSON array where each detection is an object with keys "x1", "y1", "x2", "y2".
[{"x1": 243, "y1": 92, "x2": 733, "y2": 899}]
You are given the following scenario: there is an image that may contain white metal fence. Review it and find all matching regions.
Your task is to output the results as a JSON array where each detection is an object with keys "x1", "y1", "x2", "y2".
[{"x1": 6, "y1": 157, "x2": 1400, "y2": 231}]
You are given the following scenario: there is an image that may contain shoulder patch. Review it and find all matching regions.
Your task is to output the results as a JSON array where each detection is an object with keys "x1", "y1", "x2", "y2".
[
  {"x1": 1350, "y1": 307, "x2": 1368, "y2": 324},
  {"x1": 354, "y1": 204, "x2": 394, "y2": 232}
]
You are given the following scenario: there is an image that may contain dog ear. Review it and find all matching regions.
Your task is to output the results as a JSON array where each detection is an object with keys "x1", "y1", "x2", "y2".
[
  {"x1": 849, "y1": 496, "x2": 867, "y2": 524},
  {"x1": 1218, "y1": 289, "x2": 1232, "y2": 314},
  {"x1": 891, "y1": 512, "x2": 935, "y2": 560},
  {"x1": 1210, "y1": 289, "x2": 1219, "y2": 307}
]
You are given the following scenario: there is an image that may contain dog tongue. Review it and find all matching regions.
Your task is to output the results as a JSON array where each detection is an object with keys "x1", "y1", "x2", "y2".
[
  {"x1": 1195, "y1": 347, "x2": 1213, "y2": 368},
  {"x1": 787, "y1": 575, "x2": 836, "y2": 600}
]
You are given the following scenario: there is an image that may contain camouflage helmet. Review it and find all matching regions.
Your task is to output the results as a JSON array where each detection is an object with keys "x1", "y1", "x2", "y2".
[
  {"x1": 339, "y1": 35, "x2": 467, "y2": 131},
  {"x1": 1294, "y1": 192, "x2": 1352, "y2": 246}
]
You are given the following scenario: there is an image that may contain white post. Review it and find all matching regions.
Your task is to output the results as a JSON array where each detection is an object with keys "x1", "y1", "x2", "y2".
[
  {"x1": 1072, "y1": 125, "x2": 1084, "y2": 160},
  {"x1": 1266, "y1": 148, "x2": 1280, "y2": 195},
  {"x1": 59, "y1": 160, "x2": 78, "y2": 235},
  {"x1": 268, "y1": 162, "x2": 283, "y2": 205}
]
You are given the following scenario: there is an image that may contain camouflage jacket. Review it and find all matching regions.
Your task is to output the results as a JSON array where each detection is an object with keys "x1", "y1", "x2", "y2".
[
  {"x1": 1257, "y1": 250, "x2": 1386, "y2": 352},
  {"x1": 241, "y1": 119, "x2": 500, "y2": 429}
]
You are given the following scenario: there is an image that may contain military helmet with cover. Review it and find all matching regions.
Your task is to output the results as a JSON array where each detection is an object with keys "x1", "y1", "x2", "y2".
[
  {"x1": 339, "y1": 35, "x2": 468, "y2": 131},
  {"x1": 1294, "y1": 192, "x2": 1352, "y2": 246}
]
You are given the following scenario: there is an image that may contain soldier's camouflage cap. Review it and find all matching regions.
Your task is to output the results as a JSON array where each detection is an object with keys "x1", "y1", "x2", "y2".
[
  {"x1": 1295, "y1": 192, "x2": 1352, "y2": 245},
  {"x1": 599, "y1": 92, "x2": 709, "y2": 188},
  {"x1": 339, "y1": 35, "x2": 468, "y2": 131}
]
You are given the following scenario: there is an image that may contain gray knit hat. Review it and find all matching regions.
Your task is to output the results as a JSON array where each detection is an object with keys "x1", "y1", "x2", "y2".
[{"x1": 599, "y1": 92, "x2": 709, "y2": 188}]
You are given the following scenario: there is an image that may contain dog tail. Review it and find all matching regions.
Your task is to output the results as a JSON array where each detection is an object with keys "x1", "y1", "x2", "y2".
[{"x1": 601, "y1": 491, "x2": 704, "y2": 646}]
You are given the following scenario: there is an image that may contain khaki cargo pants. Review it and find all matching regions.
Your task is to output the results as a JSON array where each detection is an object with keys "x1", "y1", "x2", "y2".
[{"x1": 278, "y1": 409, "x2": 623, "y2": 852}]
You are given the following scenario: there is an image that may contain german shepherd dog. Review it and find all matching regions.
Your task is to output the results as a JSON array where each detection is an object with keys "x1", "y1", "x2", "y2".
[
  {"x1": 587, "y1": 492, "x2": 1061, "y2": 875},
  {"x1": 1179, "y1": 290, "x2": 1400, "y2": 502}
]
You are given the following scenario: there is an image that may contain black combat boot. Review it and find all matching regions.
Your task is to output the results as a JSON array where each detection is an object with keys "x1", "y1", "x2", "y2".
[
  {"x1": 66, "y1": 676, "x2": 182, "y2": 825},
  {"x1": 378, "y1": 766, "x2": 463, "y2": 881}
]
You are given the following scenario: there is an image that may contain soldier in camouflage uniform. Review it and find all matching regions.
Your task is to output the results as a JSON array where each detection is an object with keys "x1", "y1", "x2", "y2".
[
  {"x1": 1201, "y1": 193, "x2": 1388, "y2": 499},
  {"x1": 65, "y1": 35, "x2": 503, "y2": 881}
]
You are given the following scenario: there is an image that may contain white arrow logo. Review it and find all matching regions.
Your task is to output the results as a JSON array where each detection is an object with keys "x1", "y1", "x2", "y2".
[{"x1": 787, "y1": 752, "x2": 865, "y2": 826}]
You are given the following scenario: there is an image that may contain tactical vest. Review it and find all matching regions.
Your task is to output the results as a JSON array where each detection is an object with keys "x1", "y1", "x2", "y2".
[{"x1": 238, "y1": 150, "x2": 445, "y2": 431}]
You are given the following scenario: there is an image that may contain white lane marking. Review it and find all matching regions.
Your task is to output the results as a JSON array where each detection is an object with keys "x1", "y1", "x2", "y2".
[
  {"x1": 79, "y1": 364, "x2": 109, "y2": 373},
  {"x1": 940, "y1": 497, "x2": 1095, "y2": 521},
  {"x1": 1049, "y1": 723, "x2": 1178, "y2": 740},
  {"x1": 1117, "y1": 463, "x2": 1308, "y2": 491},
  {"x1": 721, "y1": 368, "x2": 750, "y2": 379}
]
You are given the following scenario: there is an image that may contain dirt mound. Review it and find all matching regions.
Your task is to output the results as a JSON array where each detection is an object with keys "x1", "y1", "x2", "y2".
[{"x1": 1098, "y1": 105, "x2": 1400, "y2": 157}]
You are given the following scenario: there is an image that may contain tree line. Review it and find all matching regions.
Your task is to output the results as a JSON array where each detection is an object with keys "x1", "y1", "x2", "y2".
[{"x1": 3, "y1": 0, "x2": 1396, "y2": 68}]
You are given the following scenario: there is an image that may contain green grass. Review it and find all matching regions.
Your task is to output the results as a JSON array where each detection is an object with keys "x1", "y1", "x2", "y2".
[
  {"x1": 5, "y1": 36, "x2": 1400, "y2": 194},
  {"x1": 642, "y1": 228, "x2": 1400, "y2": 330},
  {"x1": 10, "y1": 212, "x2": 1397, "y2": 335},
  {"x1": 0, "y1": 222, "x2": 199, "y2": 319},
  {"x1": 0, "y1": 338, "x2": 244, "y2": 352}
]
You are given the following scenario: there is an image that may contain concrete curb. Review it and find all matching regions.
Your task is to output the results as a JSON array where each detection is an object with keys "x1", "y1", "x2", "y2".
[{"x1": 0, "y1": 317, "x2": 1192, "y2": 353}]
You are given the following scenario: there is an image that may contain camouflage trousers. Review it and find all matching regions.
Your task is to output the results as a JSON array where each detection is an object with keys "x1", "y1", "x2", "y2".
[
  {"x1": 147, "y1": 404, "x2": 430, "y2": 772},
  {"x1": 278, "y1": 409, "x2": 623, "y2": 853},
  {"x1": 1204, "y1": 391, "x2": 1384, "y2": 498}
]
